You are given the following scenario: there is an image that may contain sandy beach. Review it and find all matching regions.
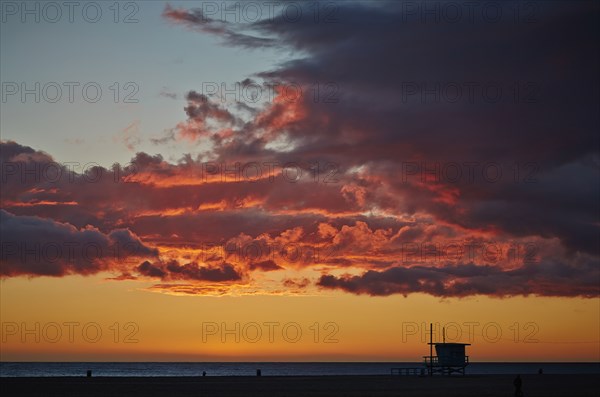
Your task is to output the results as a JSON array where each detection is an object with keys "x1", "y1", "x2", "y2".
[{"x1": 1, "y1": 374, "x2": 598, "y2": 397}]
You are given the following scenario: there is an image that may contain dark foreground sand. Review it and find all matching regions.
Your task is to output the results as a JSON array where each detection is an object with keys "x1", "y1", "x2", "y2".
[{"x1": 1, "y1": 375, "x2": 598, "y2": 397}]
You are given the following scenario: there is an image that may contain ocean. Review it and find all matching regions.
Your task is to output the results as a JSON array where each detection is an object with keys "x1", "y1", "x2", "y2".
[{"x1": 1, "y1": 362, "x2": 598, "y2": 377}]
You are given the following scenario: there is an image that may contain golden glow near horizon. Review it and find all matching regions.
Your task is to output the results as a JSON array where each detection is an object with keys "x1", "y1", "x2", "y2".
[{"x1": 1, "y1": 275, "x2": 598, "y2": 362}]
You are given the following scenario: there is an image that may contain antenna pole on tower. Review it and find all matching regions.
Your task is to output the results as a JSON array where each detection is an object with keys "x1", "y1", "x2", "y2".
[{"x1": 429, "y1": 323, "x2": 433, "y2": 376}]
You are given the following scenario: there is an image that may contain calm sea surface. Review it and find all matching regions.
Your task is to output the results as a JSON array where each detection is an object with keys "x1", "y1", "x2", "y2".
[{"x1": 1, "y1": 362, "x2": 598, "y2": 377}]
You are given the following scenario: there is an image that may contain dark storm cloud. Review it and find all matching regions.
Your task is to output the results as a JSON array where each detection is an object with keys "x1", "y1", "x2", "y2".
[{"x1": 163, "y1": 1, "x2": 599, "y2": 258}]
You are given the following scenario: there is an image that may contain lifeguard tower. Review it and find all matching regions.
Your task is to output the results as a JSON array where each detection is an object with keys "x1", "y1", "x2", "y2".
[{"x1": 423, "y1": 323, "x2": 470, "y2": 375}]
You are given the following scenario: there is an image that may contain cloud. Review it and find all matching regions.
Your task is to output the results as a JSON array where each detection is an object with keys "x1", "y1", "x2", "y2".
[
  {"x1": 1, "y1": 137, "x2": 598, "y2": 296},
  {"x1": 136, "y1": 259, "x2": 242, "y2": 282},
  {"x1": 113, "y1": 120, "x2": 142, "y2": 151},
  {"x1": 1, "y1": 1, "x2": 598, "y2": 299},
  {"x1": 163, "y1": 4, "x2": 276, "y2": 48},
  {"x1": 160, "y1": 1, "x2": 599, "y2": 259},
  {"x1": 249, "y1": 259, "x2": 282, "y2": 271},
  {"x1": 0, "y1": 209, "x2": 157, "y2": 277},
  {"x1": 159, "y1": 87, "x2": 178, "y2": 100},
  {"x1": 137, "y1": 260, "x2": 167, "y2": 278},
  {"x1": 318, "y1": 259, "x2": 600, "y2": 298},
  {"x1": 282, "y1": 277, "x2": 310, "y2": 289}
]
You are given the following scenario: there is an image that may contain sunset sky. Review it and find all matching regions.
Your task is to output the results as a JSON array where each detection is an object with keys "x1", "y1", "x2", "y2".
[{"x1": 1, "y1": 1, "x2": 599, "y2": 362}]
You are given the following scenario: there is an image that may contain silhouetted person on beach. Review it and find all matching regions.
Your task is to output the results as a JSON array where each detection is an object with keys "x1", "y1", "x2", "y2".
[
  {"x1": 202, "y1": 371, "x2": 206, "y2": 377},
  {"x1": 513, "y1": 374, "x2": 523, "y2": 396}
]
